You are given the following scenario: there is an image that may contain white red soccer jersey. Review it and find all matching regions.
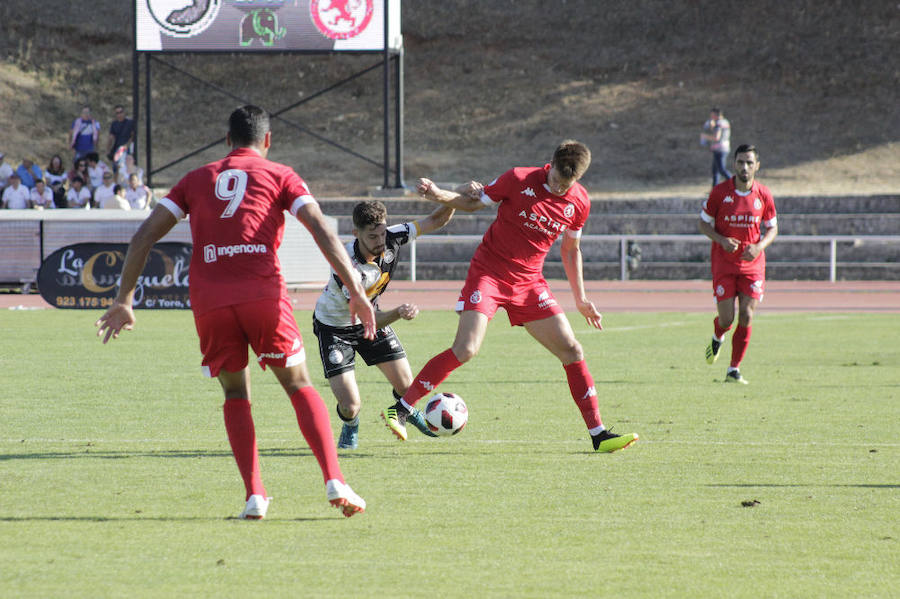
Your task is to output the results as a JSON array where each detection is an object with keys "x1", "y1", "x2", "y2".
[
  {"x1": 701, "y1": 179, "x2": 777, "y2": 270},
  {"x1": 475, "y1": 164, "x2": 591, "y2": 283},
  {"x1": 159, "y1": 147, "x2": 315, "y2": 315}
]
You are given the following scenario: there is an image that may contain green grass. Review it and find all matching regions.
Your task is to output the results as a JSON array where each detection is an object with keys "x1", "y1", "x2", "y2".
[{"x1": 1, "y1": 309, "x2": 898, "y2": 598}]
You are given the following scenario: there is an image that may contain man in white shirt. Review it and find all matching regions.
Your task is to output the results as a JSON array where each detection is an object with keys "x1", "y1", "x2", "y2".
[
  {"x1": 66, "y1": 176, "x2": 92, "y2": 209},
  {"x1": 31, "y1": 179, "x2": 55, "y2": 209},
  {"x1": 86, "y1": 152, "x2": 109, "y2": 190},
  {"x1": 2, "y1": 174, "x2": 32, "y2": 209},
  {"x1": 101, "y1": 184, "x2": 131, "y2": 210},
  {"x1": 93, "y1": 172, "x2": 117, "y2": 207},
  {"x1": 0, "y1": 152, "x2": 14, "y2": 192},
  {"x1": 125, "y1": 173, "x2": 152, "y2": 209}
]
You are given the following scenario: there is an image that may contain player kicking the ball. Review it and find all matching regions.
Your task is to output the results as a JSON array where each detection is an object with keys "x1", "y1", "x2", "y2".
[
  {"x1": 380, "y1": 140, "x2": 638, "y2": 453},
  {"x1": 96, "y1": 105, "x2": 372, "y2": 519},
  {"x1": 313, "y1": 199, "x2": 454, "y2": 449},
  {"x1": 699, "y1": 144, "x2": 777, "y2": 384}
]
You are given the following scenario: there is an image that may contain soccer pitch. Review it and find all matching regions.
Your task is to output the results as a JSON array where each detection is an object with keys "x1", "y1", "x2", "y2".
[{"x1": 1, "y1": 309, "x2": 897, "y2": 598}]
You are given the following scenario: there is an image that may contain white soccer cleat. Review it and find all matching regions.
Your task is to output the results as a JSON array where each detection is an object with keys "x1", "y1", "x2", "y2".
[
  {"x1": 326, "y1": 479, "x2": 366, "y2": 518},
  {"x1": 239, "y1": 494, "x2": 270, "y2": 520}
]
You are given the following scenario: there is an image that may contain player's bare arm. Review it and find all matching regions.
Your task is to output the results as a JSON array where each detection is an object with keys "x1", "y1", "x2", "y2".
[
  {"x1": 416, "y1": 178, "x2": 485, "y2": 212},
  {"x1": 296, "y1": 202, "x2": 377, "y2": 339},
  {"x1": 416, "y1": 203, "x2": 455, "y2": 235},
  {"x1": 375, "y1": 303, "x2": 419, "y2": 329},
  {"x1": 742, "y1": 222, "x2": 778, "y2": 261},
  {"x1": 699, "y1": 219, "x2": 740, "y2": 253},
  {"x1": 560, "y1": 232, "x2": 603, "y2": 330},
  {"x1": 95, "y1": 205, "x2": 178, "y2": 343}
]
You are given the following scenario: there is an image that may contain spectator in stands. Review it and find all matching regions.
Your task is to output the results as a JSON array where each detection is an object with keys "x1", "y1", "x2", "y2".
[
  {"x1": 125, "y1": 172, "x2": 152, "y2": 210},
  {"x1": 16, "y1": 157, "x2": 44, "y2": 190},
  {"x1": 107, "y1": 104, "x2": 136, "y2": 178},
  {"x1": 31, "y1": 179, "x2": 55, "y2": 209},
  {"x1": 65, "y1": 176, "x2": 92, "y2": 209},
  {"x1": 68, "y1": 157, "x2": 90, "y2": 189},
  {"x1": 93, "y1": 171, "x2": 117, "y2": 207},
  {"x1": 101, "y1": 184, "x2": 131, "y2": 210},
  {"x1": 700, "y1": 107, "x2": 732, "y2": 187},
  {"x1": 86, "y1": 152, "x2": 110, "y2": 192},
  {"x1": 70, "y1": 105, "x2": 101, "y2": 161},
  {"x1": 118, "y1": 153, "x2": 145, "y2": 186},
  {"x1": 2, "y1": 174, "x2": 32, "y2": 209},
  {"x1": 0, "y1": 152, "x2": 13, "y2": 192},
  {"x1": 45, "y1": 154, "x2": 68, "y2": 207}
]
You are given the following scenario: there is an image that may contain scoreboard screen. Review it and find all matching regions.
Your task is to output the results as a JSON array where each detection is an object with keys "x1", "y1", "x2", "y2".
[{"x1": 135, "y1": 0, "x2": 401, "y2": 52}]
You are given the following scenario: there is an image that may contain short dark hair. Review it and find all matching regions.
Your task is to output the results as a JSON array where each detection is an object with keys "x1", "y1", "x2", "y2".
[
  {"x1": 113, "y1": 184, "x2": 123, "y2": 194},
  {"x1": 551, "y1": 140, "x2": 591, "y2": 179},
  {"x1": 352, "y1": 200, "x2": 387, "y2": 229},
  {"x1": 87, "y1": 152, "x2": 100, "y2": 163},
  {"x1": 72, "y1": 176, "x2": 84, "y2": 185},
  {"x1": 229, "y1": 105, "x2": 270, "y2": 146},
  {"x1": 734, "y1": 144, "x2": 759, "y2": 160},
  {"x1": 711, "y1": 107, "x2": 722, "y2": 116}
]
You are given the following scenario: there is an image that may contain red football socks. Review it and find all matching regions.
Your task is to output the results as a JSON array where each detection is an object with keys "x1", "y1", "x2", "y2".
[
  {"x1": 290, "y1": 387, "x2": 343, "y2": 484},
  {"x1": 222, "y1": 398, "x2": 266, "y2": 500},
  {"x1": 402, "y1": 348, "x2": 462, "y2": 407},
  {"x1": 713, "y1": 316, "x2": 731, "y2": 340},
  {"x1": 730, "y1": 325, "x2": 752, "y2": 368},
  {"x1": 564, "y1": 360, "x2": 603, "y2": 430}
]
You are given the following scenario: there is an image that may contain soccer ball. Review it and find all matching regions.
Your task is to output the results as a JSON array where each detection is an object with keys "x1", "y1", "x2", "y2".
[{"x1": 424, "y1": 392, "x2": 468, "y2": 436}]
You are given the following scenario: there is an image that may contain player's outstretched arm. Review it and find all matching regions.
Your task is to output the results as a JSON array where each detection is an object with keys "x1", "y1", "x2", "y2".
[
  {"x1": 416, "y1": 203, "x2": 455, "y2": 235},
  {"x1": 375, "y1": 303, "x2": 419, "y2": 329},
  {"x1": 416, "y1": 178, "x2": 485, "y2": 212},
  {"x1": 297, "y1": 202, "x2": 376, "y2": 339},
  {"x1": 560, "y1": 232, "x2": 603, "y2": 330},
  {"x1": 95, "y1": 205, "x2": 178, "y2": 343}
]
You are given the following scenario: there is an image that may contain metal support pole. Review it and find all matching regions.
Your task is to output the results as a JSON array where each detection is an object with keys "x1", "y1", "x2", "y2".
[
  {"x1": 410, "y1": 239, "x2": 417, "y2": 282},
  {"x1": 145, "y1": 54, "x2": 153, "y2": 187},
  {"x1": 830, "y1": 238, "x2": 837, "y2": 282},
  {"x1": 382, "y1": 7, "x2": 390, "y2": 189},
  {"x1": 394, "y1": 50, "x2": 405, "y2": 188},
  {"x1": 620, "y1": 237, "x2": 628, "y2": 281}
]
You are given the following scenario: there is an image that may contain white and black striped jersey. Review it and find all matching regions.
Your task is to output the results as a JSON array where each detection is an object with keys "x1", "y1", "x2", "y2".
[{"x1": 313, "y1": 221, "x2": 420, "y2": 327}]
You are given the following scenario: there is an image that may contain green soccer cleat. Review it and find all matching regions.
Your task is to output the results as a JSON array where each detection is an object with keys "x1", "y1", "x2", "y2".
[
  {"x1": 592, "y1": 429, "x2": 639, "y2": 453},
  {"x1": 407, "y1": 407, "x2": 439, "y2": 437},
  {"x1": 706, "y1": 337, "x2": 722, "y2": 365},
  {"x1": 724, "y1": 370, "x2": 749, "y2": 384},
  {"x1": 380, "y1": 403, "x2": 409, "y2": 441}
]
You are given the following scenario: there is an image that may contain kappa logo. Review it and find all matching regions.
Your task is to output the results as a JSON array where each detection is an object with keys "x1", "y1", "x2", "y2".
[
  {"x1": 751, "y1": 280, "x2": 764, "y2": 293},
  {"x1": 147, "y1": 0, "x2": 222, "y2": 38},
  {"x1": 582, "y1": 386, "x2": 597, "y2": 400},
  {"x1": 522, "y1": 187, "x2": 536, "y2": 198},
  {"x1": 310, "y1": 0, "x2": 374, "y2": 40},
  {"x1": 419, "y1": 380, "x2": 435, "y2": 392},
  {"x1": 291, "y1": 337, "x2": 301, "y2": 351},
  {"x1": 564, "y1": 204, "x2": 575, "y2": 218},
  {"x1": 470, "y1": 290, "x2": 482, "y2": 304},
  {"x1": 723, "y1": 195, "x2": 734, "y2": 203}
]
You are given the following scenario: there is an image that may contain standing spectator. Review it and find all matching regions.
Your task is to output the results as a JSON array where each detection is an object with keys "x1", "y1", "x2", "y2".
[
  {"x1": 2, "y1": 174, "x2": 32, "y2": 209},
  {"x1": 45, "y1": 154, "x2": 68, "y2": 207},
  {"x1": 0, "y1": 152, "x2": 13, "y2": 192},
  {"x1": 93, "y1": 171, "x2": 117, "y2": 207},
  {"x1": 70, "y1": 105, "x2": 102, "y2": 161},
  {"x1": 94, "y1": 105, "x2": 375, "y2": 520},
  {"x1": 107, "y1": 104, "x2": 135, "y2": 178},
  {"x1": 31, "y1": 179, "x2": 55, "y2": 209},
  {"x1": 125, "y1": 173, "x2": 152, "y2": 210},
  {"x1": 101, "y1": 184, "x2": 131, "y2": 210},
  {"x1": 700, "y1": 108, "x2": 732, "y2": 187},
  {"x1": 16, "y1": 157, "x2": 44, "y2": 190},
  {"x1": 700, "y1": 144, "x2": 778, "y2": 384},
  {"x1": 118, "y1": 153, "x2": 145, "y2": 186},
  {"x1": 380, "y1": 140, "x2": 639, "y2": 453},
  {"x1": 86, "y1": 152, "x2": 110, "y2": 192},
  {"x1": 65, "y1": 176, "x2": 92, "y2": 209}
]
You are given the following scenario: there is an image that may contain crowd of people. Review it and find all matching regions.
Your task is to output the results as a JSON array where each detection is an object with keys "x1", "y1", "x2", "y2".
[{"x1": 1, "y1": 104, "x2": 152, "y2": 210}]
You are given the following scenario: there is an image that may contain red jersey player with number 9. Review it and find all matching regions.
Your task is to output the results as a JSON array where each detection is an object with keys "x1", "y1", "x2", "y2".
[
  {"x1": 95, "y1": 105, "x2": 376, "y2": 519},
  {"x1": 380, "y1": 140, "x2": 639, "y2": 453},
  {"x1": 699, "y1": 144, "x2": 778, "y2": 384}
]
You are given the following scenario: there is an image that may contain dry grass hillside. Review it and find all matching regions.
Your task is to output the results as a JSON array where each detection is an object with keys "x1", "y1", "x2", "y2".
[{"x1": 1, "y1": 0, "x2": 898, "y2": 198}]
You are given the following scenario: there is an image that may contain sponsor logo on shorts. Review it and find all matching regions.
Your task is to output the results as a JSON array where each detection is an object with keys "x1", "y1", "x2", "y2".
[
  {"x1": 470, "y1": 290, "x2": 482, "y2": 304},
  {"x1": 328, "y1": 348, "x2": 344, "y2": 365},
  {"x1": 258, "y1": 351, "x2": 285, "y2": 360},
  {"x1": 203, "y1": 243, "x2": 268, "y2": 263},
  {"x1": 537, "y1": 290, "x2": 557, "y2": 309},
  {"x1": 751, "y1": 279, "x2": 764, "y2": 294},
  {"x1": 716, "y1": 284, "x2": 726, "y2": 297}
]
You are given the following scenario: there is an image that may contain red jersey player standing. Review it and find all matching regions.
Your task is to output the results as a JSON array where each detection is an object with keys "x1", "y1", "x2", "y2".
[
  {"x1": 95, "y1": 105, "x2": 376, "y2": 519},
  {"x1": 699, "y1": 144, "x2": 778, "y2": 384},
  {"x1": 380, "y1": 140, "x2": 638, "y2": 453}
]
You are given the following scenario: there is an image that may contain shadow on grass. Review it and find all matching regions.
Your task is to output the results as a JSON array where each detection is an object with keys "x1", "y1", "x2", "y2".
[
  {"x1": 706, "y1": 483, "x2": 900, "y2": 489},
  {"x1": 0, "y1": 448, "x2": 317, "y2": 461},
  {"x1": 0, "y1": 515, "x2": 338, "y2": 523}
]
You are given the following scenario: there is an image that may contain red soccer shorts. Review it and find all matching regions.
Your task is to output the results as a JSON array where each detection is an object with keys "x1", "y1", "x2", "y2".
[
  {"x1": 194, "y1": 295, "x2": 305, "y2": 377},
  {"x1": 712, "y1": 259, "x2": 766, "y2": 302},
  {"x1": 456, "y1": 268, "x2": 564, "y2": 326}
]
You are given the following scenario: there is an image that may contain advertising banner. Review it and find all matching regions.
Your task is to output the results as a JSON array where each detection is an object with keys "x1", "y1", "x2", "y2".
[
  {"x1": 38, "y1": 243, "x2": 192, "y2": 310},
  {"x1": 136, "y1": 0, "x2": 401, "y2": 52}
]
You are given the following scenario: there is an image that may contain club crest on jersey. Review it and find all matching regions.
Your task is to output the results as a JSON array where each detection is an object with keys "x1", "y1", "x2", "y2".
[
  {"x1": 147, "y1": 0, "x2": 222, "y2": 38},
  {"x1": 564, "y1": 204, "x2": 575, "y2": 218},
  {"x1": 382, "y1": 249, "x2": 395, "y2": 264},
  {"x1": 754, "y1": 198, "x2": 762, "y2": 210},
  {"x1": 521, "y1": 187, "x2": 536, "y2": 198},
  {"x1": 470, "y1": 290, "x2": 482, "y2": 304},
  {"x1": 310, "y1": 0, "x2": 374, "y2": 40}
]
